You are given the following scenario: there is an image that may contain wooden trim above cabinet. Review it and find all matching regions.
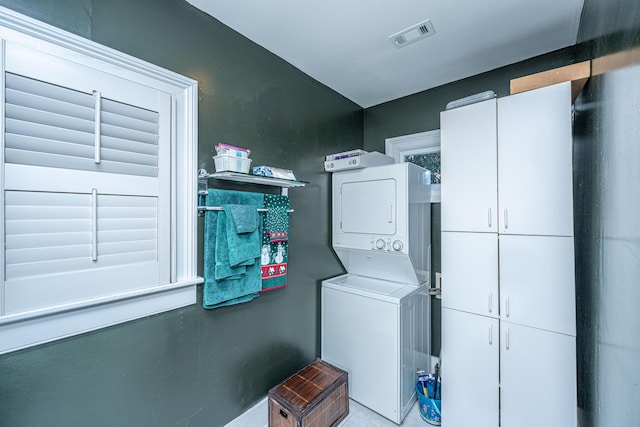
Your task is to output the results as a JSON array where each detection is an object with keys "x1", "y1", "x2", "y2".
[{"x1": 510, "y1": 61, "x2": 591, "y2": 102}]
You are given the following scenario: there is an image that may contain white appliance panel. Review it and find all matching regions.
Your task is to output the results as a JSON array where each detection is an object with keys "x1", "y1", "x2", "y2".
[
  {"x1": 333, "y1": 247, "x2": 428, "y2": 286},
  {"x1": 321, "y1": 275, "x2": 429, "y2": 424},
  {"x1": 340, "y1": 178, "x2": 396, "y2": 235}
]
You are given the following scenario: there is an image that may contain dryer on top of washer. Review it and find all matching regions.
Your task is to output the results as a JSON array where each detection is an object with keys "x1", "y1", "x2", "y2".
[{"x1": 331, "y1": 162, "x2": 431, "y2": 286}]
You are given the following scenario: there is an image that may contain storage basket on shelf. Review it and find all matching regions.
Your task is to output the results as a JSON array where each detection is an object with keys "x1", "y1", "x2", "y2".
[
  {"x1": 268, "y1": 358, "x2": 348, "y2": 427},
  {"x1": 213, "y1": 155, "x2": 252, "y2": 173}
]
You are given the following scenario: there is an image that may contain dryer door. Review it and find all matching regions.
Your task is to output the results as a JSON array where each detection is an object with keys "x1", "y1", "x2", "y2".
[{"x1": 340, "y1": 177, "x2": 396, "y2": 235}]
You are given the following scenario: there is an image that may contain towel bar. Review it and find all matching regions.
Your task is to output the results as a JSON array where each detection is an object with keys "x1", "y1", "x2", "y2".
[{"x1": 198, "y1": 206, "x2": 294, "y2": 213}]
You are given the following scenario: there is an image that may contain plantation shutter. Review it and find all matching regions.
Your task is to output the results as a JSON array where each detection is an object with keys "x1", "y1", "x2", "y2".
[{"x1": 2, "y1": 43, "x2": 171, "y2": 315}]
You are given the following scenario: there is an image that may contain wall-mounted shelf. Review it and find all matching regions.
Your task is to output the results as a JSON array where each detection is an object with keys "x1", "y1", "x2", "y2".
[{"x1": 198, "y1": 169, "x2": 307, "y2": 199}]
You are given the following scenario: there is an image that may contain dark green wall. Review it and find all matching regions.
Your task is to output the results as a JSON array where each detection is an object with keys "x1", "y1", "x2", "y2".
[{"x1": 0, "y1": 1, "x2": 361, "y2": 426}]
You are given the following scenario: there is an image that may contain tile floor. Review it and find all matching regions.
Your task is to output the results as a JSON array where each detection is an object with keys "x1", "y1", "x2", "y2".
[{"x1": 337, "y1": 398, "x2": 432, "y2": 427}]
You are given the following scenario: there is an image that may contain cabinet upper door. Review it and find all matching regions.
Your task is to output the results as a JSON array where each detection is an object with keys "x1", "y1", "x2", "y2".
[
  {"x1": 497, "y1": 82, "x2": 574, "y2": 236},
  {"x1": 441, "y1": 98, "x2": 497, "y2": 233},
  {"x1": 441, "y1": 308, "x2": 499, "y2": 427},
  {"x1": 500, "y1": 322, "x2": 577, "y2": 427},
  {"x1": 441, "y1": 231, "x2": 499, "y2": 317}
]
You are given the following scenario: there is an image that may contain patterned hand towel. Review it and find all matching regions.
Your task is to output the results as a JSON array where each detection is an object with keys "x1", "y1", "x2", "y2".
[
  {"x1": 260, "y1": 194, "x2": 290, "y2": 292},
  {"x1": 203, "y1": 189, "x2": 264, "y2": 309}
]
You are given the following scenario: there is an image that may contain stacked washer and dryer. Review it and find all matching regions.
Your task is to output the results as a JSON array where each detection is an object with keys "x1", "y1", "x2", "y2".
[{"x1": 321, "y1": 162, "x2": 432, "y2": 424}]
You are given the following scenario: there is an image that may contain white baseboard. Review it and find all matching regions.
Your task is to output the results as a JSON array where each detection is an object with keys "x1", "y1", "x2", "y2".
[{"x1": 225, "y1": 396, "x2": 268, "y2": 427}]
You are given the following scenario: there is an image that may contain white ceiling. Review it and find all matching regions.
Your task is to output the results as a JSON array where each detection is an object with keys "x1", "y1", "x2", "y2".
[{"x1": 187, "y1": 0, "x2": 585, "y2": 108}]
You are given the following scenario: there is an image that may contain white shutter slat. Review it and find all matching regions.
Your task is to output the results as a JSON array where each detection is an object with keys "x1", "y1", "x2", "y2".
[
  {"x1": 101, "y1": 134, "x2": 158, "y2": 156},
  {"x1": 6, "y1": 245, "x2": 91, "y2": 264},
  {"x1": 6, "y1": 133, "x2": 94, "y2": 162},
  {"x1": 98, "y1": 229, "x2": 157, "y2": 243},
  {"x1": 6, "y1": 116, "x2": 94, "y2": 147},
  {"x1": 6, "y1": 232, "x2": 90, "y2": 250},
  {"x1": 102, "y1": 97, "x2": 158, "y2": 123},
  {"x1": 6, "y1": 252, "x2": 158, "y2": 281},
  {"x1": 101, "y1": 122, "x2": 158, "y2": 145},
  {"x1": 5, "y1": 89, "x2": 93, "y2": 125},
  {"x1": 5, "y1": 149, "x2": 158, "y2": 177},
  {"x1": 5, "y1": 73, "x2": 94, "y2": 110},
  {"x1": 101, "y1": 109, "x2": 158, "y2": 135},
  {"x1": 100, "y1": 146, "x2": 158, "y2": 167}
]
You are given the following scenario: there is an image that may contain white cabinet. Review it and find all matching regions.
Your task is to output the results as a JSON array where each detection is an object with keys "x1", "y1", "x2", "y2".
[
  {"x1": 497, "y1": 85, "x2": 574, "y2": 237},
  {"x1": 441, "y1": 98, "x2": 497, "y2": 233},
  {"x1": 440, "y1": 82, "x2": 576, "y2": 427},
  {"x1": 441, "y1": 231, "x2": 498, "y2": 316},
  {"x1": 499, "y1": 234, "x2": 576, "y2": 336},
  {"x1": 500, "y1": 322, "x2": 577, "y2": 427},
  {"x1": 441, "y1": 308, "x2": 499, "y2": 427}
]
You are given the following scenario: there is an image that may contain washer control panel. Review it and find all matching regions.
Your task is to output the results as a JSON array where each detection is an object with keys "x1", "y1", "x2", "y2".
[{"x1": 371, "y1": 237, "x2": 405, "y2": 252}]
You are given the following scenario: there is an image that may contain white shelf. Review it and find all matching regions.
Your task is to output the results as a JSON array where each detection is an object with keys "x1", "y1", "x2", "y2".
[{"x1": 203, "y1": 171, "x2": 307, "y2": 188}]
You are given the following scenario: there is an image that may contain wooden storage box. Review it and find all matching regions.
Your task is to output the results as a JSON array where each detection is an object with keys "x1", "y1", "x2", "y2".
[{"x1": 268, "y1": 359, "x2": 349, "y2": 427}]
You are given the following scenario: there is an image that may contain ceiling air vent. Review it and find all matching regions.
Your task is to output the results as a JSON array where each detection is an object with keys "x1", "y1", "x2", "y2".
[{"x1": 389, "y1": 19, "x2": 436, "y2": 49}]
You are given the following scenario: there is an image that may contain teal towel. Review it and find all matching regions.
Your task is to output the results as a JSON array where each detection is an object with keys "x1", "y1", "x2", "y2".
[
  {"x1": 225, "y1": 204, "x2": 261, "y2": 267},
  {"x1": 204, "y1": 189, "x2": 264, "y2": 309},
  {"x1": 228, "y1": 204, "x2": 259, "y2": 233}
]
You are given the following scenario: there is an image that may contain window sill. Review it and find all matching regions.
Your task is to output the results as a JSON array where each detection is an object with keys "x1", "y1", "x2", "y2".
[{"x1": 0, "y1": 278, "x2": 202, "y2": 355}]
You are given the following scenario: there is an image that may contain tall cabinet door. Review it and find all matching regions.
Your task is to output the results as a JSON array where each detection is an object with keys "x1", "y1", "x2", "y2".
[
  {"x1": 497, "y1": 82, "x2": 573, "y2": 237},
  {"x1": 441, "y1": 231, "x2": 498, "y2": 316},
  {"x1": 499, "y1": 235, "x2": 576, "y2": 336},
  {"x1": 441, "y1": 98, "x2": 497, "y2": 233},
  {"x1": 500, "y1": 322, "x2": 577, "y2": 427},
  {"x1": 441, "y1": 308, "x2": 499, "y2": 427}
]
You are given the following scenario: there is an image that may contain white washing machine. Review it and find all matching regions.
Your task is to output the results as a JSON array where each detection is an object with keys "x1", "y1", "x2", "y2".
[
  {"x1": 321, "y1": 274, "x2": 429, "y2": 424},
  {"x1": 321, "y1": 163, "x2": 432, "y2": 424}
]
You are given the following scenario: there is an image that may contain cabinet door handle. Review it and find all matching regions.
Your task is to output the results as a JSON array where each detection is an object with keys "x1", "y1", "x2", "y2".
[
  {"x1": 488, "y1": 208, "x2": 492, "y2": 228},
  {"x1": 503, "y1": 208, "x2": 509, "y2": 229},
  {"x1": 489, "y1": 324, "x2": 493, "y2": 345},
  {"x1": 506, "y1": 296, "x2": 510, "y2": 317},
  {"x1": 388, "y1": 205, "x2": 393, "y2": 223},
  {"x1": 505, "y1": 328, "x2": 510, "y2": 350},
  {"x1": 488, "y1": 293, "x2": 493, "y2": 313},
  {"x1": 91, "y1": 188, "x2": 98, "y2": 261}
]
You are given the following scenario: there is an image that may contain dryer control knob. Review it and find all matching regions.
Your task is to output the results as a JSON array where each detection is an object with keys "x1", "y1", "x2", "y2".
[
  {"x1": 392, "y1": 240, "x2": 403, "y2": 251},
  {"x1": 375, "y1": 239, "x2": 386, "y2": 250}
]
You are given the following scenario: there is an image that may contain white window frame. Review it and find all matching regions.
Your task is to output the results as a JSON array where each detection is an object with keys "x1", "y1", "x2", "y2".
[
  {"x1": 0, "y1": 7, "x2": 201, "y2": 354},
  {"x1": 385, "y1": 129, "x2": 441, "y2": 202}
]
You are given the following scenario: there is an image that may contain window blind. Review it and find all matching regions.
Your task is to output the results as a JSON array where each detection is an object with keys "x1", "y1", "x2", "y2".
[{"x1": 4, "y1": 72, "x2": 160, "y2": 177}]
